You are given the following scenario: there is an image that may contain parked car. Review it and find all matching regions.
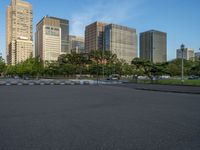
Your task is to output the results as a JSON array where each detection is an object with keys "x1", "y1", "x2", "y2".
[
  {"x1": 188, "y1": 75, "x2": 199, "y2": 80},
  {"x1": 107, "y1": 74, "x2": 120, "y2": 81},
  {"x1": 160, "y1": 75, "x2": 171, "y2": 79},
  {"x1": 138, "y1": 76, "x2": 148, "y2": 80}
]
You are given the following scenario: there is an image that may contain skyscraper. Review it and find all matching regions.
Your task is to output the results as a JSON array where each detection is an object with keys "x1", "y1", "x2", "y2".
[
  {"x1": 140, "y1": 30, "x2": 167, "y2": 63},
  {"x1": 195, "y1": 52, "x2": 200, "y2": 61},
  {"x1": 69, "y1": 35, "x2": 85, "y2": 53},
  {"x1": 104, "y1": 24, "x2": 138, "y2": 64},
  {"x1": 176, "y1": 48, "x2": 194, "y2": 61},
  {"x1": 85, "y1": 22, "x2": 107, "y2": 52},
  {"x1": 35, "y1": 16, "x2": 69, "y2": 62},
  {"x1": 6, "y1": 0, "x2": 33, "y2": 65}
]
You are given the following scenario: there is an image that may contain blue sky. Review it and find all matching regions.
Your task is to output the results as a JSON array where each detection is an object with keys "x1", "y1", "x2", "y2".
[{"x1": 0, "y1": 0, "x2": 200, "y2": 60}]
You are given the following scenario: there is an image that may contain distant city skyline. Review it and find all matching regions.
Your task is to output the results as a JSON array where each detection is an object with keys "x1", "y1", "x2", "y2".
[{"x1": 0, "y1": 0, "x2": 200, "y2": 61}]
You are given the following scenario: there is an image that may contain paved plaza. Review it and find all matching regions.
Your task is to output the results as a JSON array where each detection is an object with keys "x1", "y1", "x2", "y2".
[{"x1": 0, "y1": 85, "x2": 200, "y2": 150}]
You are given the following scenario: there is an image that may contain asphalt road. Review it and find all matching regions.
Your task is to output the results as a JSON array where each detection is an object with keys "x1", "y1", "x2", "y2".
[{"x1": 0, "y1": 85, "x2": 200, "y2": 150}]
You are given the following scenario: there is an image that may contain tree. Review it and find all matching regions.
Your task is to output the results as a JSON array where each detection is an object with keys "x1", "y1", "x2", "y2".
[
  {"x1": 89, "y1": 50, "x2": 103, "y2": 79},
  {"x1": 5, "y1": 57, "x2": 44, "y2": 78},
  {"x1": 5, "y1": 65, "x2": 16, "y2": 76},
  {"x1": 32, "y1": 57, "x2": 44, "y2": 78},
  {"x1": 58, "y1": 53, "x2": 88, "y2": 77},
  {"x1": 122, "y1": 63, "x2": 133, "y2": 76},
  {"x1": 58, "y1": 54, "x2": 69, "y2": 65},
  {"x1": 0, "y1": 56, "x2": 5, "y2": 76},
  {"x1": 131, "y1": 58, "x2": 146, "y2": 82},
  {"x1": 167, "y1": 63, "x2": 180, "y2": 76},
  {"x1": 89, "y1": 50, "x2": 119, "y2": 77},
  {"x1": 150, "y1": 63, "x2": 166, "y2": 82},
  {"x1": 167, "y1": 59, "x2": 193, "y2": 76},
  {"x1": 58, "y1": 64, "x2": 76, "y2": 77},
  {"x1": 114, "y1": 59, "x2": 126, "y2": 76},
  {"x1": 131, "y1": 58, "x2": 168, "y2": 83},
  {"x1": 190, "y1": 60, "x2": 200, "y2": 76},
  {"x1": 44, "y1": 61, "x2": 59, "y2": 77}
]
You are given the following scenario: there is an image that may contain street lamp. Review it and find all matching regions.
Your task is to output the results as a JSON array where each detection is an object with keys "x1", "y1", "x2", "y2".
[{"x1": 181, "y1": 44, "x2": 185, "y2": 85}]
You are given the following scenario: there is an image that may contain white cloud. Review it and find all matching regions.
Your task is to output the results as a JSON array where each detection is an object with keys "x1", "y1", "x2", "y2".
[{"x1": 70, "y1": 0, "x2": 143, "y2": 36}]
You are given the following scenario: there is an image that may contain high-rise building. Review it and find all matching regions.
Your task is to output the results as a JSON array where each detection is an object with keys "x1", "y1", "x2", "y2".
[
  {"x1": 176, "y1": 48, "x2": 194, "y2": 61},
  {"x1": 195, "y1": 52, "x2": 200, "y2": 61},
  {"x1": 6, "y1": 0, "x2": 33, "y2": 65},
  {"x1": 35, "y1": 16, "x2": 69, "y2": 62},
  {"x1": 69, "y1": 35, "x2": 85, "y2": 53},
  {"x1": 104, "y1": 24, "x2": 137, "y2": 64},
  {"x1": 85, "y1": 22, "x2": 107, "y2": 52},
  {"x1": 140, "y1": 30, "x2": 167, "y2": 63}
]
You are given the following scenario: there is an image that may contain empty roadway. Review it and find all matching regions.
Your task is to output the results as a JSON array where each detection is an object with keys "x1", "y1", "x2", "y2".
[{"x1": 0, "y1": 85, "x2": 200, "y2": 150}]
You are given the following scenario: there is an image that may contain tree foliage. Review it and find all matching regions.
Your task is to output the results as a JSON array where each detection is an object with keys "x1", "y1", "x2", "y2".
[
  {"x1": 2, "y1": 51, "x2": 200, "y2": 79},
  {"x1": 0, "y1": 56, "x2": 6, "y2": 76}
]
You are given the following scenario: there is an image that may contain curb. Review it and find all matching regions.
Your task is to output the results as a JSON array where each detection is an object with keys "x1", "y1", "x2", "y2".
[
  {"x1": 134, "y1": 88, "x2": 200, "y2": 95},
  {"x1": 0, "y1": 81, "x2": 123, "y2": 86},
  {"x1": 106, "y1": 84, "x2": 200, "y2": 95}
]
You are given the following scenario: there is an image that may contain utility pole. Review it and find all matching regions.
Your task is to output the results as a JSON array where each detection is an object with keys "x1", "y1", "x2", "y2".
[{"x1": 181, "y1": 44, "x2": 185, "y2": 85}]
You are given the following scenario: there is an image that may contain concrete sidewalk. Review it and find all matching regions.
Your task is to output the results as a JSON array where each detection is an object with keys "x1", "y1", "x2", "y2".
[{"x1": 117, "y1": 83, "x2": 200, "y2": 94}]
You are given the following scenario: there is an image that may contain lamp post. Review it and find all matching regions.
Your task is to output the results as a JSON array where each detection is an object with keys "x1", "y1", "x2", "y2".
[{"x1": 181, "y1": 44, "x2": 185, "y2": 85}]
